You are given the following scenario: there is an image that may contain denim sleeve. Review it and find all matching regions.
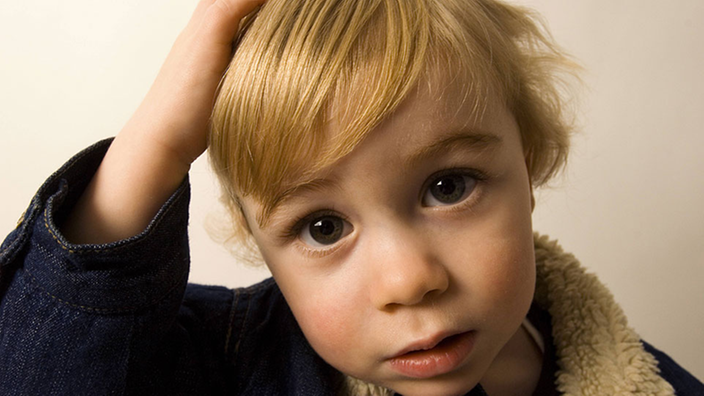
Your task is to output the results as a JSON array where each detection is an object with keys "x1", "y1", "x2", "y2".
[{"x1": 0, "y1": 139, "x2": 206, "y2": 395}]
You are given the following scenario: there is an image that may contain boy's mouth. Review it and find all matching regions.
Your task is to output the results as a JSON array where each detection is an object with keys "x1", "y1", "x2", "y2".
[{"x1": 387, "y1": 330, "x2": 476, "y2": 379}]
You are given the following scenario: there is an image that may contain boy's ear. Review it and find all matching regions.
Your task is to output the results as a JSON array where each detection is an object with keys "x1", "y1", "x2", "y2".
[
  {"x1": 528, "y1": 174, "x2": 536, "y2": 213},
  {"x1": 236, "y1": 200, "x2": 253, "y2": 235},
  {"x1": 524, "y1": 149, "x2": 536, "y2": 213}
]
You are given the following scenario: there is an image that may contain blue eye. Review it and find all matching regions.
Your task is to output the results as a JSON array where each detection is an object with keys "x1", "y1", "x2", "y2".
[
  {"x1": 422, "y1": 173, "x2": 477, "y2": 206},
  {"x1": 300, "y1": 215, "x2": 352, "y2": 247}
]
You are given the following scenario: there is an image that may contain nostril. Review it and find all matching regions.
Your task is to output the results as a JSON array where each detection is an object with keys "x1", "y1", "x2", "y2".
[
  {"x1": 420, "y1": 282, "x2": 450, "y2": 305},
  {"x1": 423, "y1": 287, "x2": 444, "y2": 300},
  {"x1": 381, "y1": 286, "x2": 447, "y2": 312}
]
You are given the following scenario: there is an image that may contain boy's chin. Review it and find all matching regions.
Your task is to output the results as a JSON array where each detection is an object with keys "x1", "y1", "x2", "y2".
[
  {"x1": 372, "y1": 374, "x2": 480, "y2": 396},
  {"x1": 386, "y1": 382, "x2": 477, "y2": 396}
]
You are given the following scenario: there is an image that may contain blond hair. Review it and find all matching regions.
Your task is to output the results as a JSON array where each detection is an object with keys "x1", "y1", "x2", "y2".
[{"x1": 208, "y1": 0, "x2": 579, "y2": 259}]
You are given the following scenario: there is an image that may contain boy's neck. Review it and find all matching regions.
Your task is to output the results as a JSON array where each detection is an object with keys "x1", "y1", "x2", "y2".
[{"x1": 479, "y1": 323, "x2": 543, "y2": 396}]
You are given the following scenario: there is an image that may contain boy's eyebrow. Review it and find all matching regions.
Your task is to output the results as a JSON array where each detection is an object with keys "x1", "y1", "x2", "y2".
[
  {"x1": 404, "y1": 130, "x2": 502, "y2": 168},
  {"x1": 260, "y1": 179, "x2": 342, "y2": 230},
  {"x1": 260, "y1": 130, "x2": 502, "y2": 230}
]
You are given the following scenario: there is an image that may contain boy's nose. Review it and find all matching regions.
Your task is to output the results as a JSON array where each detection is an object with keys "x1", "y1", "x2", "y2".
[{"x1": 369, "y1": 228, "x2": 450, "y2": 311}]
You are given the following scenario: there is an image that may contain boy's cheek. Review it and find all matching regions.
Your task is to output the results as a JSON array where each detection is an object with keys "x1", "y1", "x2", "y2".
[
  {"x1": 289, "y1": 286, "x2": 372, "y2": 371},
  {"x1": 257, "y1": 245, "x2": 368, "y2": 357}
]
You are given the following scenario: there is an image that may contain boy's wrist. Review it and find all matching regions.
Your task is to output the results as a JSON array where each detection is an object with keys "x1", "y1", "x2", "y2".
[
  {"x1": 61, "y1": 132, "x2": 193, "y2": 245},
  {"x1": 113, "y1": 128, "x2": 194, "y2": 182}
]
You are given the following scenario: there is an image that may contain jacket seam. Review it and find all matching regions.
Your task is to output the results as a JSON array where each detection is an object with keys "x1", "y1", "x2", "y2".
[
  {"x1": 0, "y1": 202, "x2": 38, "y2": 260},
  {"x1": 23, "y1": 250, "x2": 189, "y2": 315},
  {"x1": 42, "y1": 184, "x2": 188, "y2": 255},
  {"x1": 224, "y1": 288, "x2": 240, "y2": 356},
  {"x1": 1, "y1": 139, "x2": 109, "y2": 259},
  {"x1": 0, "y1": 229, "x2": 25, "y2": 261},
  {"x1": 233, "y1": 290, "x2": 252, "y2": 358}
]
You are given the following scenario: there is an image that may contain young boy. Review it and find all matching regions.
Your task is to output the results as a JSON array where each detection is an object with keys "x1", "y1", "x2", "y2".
[{"x1": 0, "y1": 0, "x2": 701, "y2": 395}]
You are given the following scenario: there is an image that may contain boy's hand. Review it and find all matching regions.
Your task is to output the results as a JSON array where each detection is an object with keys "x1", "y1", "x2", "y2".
[
  {"x1": 63, "y1": 0, "x2": 265, "y2": 244},
  {"x1": 130, "y1": 0, "x2": 264, "y2": 166}
]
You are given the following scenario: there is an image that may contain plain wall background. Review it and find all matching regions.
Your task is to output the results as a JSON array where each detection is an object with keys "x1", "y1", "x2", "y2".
[{"x1": 1, "y1": 0, "x2": 702, "y2": 381}]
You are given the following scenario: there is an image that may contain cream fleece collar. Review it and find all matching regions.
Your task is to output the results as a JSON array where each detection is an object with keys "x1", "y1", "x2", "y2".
[{"x1": 342, "y1": 234, "x2": 675, "y2": 396}]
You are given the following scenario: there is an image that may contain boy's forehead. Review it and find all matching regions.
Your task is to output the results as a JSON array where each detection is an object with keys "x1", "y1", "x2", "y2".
[
  {"x1": 329, "y1": 69, "x2": 491, "y2": 140},
  {"x1": 323, "y1": 73, "x2": 500, "y2": 167}
]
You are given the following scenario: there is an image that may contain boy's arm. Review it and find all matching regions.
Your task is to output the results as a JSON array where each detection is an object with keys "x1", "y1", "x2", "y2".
[
  {"x1": 0, "y1": 141, "x2": 189, "y2": 395},
  {"x1": 0, "y1": 139, "x2": 233, "y2": 394},
  {"x1": 63, "y1": 0, "x2": 265, "y2": 244},
  {"x1": 0, "y1": 1, "x2": 265, "y2": 393}
]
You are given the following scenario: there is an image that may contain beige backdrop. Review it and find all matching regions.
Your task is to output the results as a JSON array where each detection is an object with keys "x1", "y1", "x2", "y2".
[{"x1": 1, "y1": 0, "x2": 702, "y2": 381}]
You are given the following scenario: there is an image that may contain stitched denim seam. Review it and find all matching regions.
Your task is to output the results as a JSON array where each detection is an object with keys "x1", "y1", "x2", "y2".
[
  {"x1": 122, "y1": 317, "x2": 135, "y2": 396},
  {"x1": 23, "y1": 269, "x2": 136, "y2": 314},
  {"x1": 233, "y1": 291, "x2": 252, "y2": 357},
  {"x1": 0, "y1": 223, "x2": 25, "y2": 257},
  {"x1": 42, "y1": 185, "x2": 187, "y2": 255},
  {"x1": 224, "y1": 288, "x2": 240, "y2": 356},
  {"x1": 0, "y1": 228, "x2": 25, "y2": 262},
  {"x1": 23, "y1": 255, "x2": 188, "y2": 315},
  {"x1": 222, "y1": 280, "x2": 275, "y2": 360},
  {"x1": 1, "y1": 140, "x2": 105, "y2": 259},
  {"x1": 0, "y1": 202, "x2": 38, "y2": 261}
]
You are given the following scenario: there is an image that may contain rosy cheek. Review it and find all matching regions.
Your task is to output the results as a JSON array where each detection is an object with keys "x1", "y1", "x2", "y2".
[
  {"x1": 459, "y1": 238, "x2": 534, "y2": 312},
  {"x1": 485, "y1": 249, "x2": 535, "y2": 314},
  {"x1": 292, "y1": 286, "x2": 362, "y2": 364}
]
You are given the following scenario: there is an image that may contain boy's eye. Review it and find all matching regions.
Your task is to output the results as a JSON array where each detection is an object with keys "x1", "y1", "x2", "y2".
[
  {"x1": 301, "y1": 215, "x2": 352, "y2": 247},
  {"x1": 422, "y1": 173, "x2": 477, "y2": 206}
]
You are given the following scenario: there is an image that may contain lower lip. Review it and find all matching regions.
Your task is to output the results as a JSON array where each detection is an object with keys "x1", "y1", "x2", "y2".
[{"x1": 388, "y1": 331, "x2": 475, "y2": 379}]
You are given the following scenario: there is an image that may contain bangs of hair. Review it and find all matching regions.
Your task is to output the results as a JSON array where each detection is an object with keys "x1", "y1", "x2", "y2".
[{"x1": 209, "y1": 0, "x2": 579, "y2": 230}]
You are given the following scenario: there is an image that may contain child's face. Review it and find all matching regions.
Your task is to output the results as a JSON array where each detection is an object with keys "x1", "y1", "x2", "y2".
[{"x1": 241, "y1": 76, "x2": 536, "y2": 395}]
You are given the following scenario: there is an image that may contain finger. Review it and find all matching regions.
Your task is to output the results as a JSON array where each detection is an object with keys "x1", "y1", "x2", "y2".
[{"x1": 202, "y1": 0, "x2": 266, "y2": 47}]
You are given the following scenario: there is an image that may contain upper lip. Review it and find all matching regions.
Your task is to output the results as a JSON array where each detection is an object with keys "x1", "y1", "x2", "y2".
[{"x1": 388, "y1": 330, "x2": 467, "y2": 359}]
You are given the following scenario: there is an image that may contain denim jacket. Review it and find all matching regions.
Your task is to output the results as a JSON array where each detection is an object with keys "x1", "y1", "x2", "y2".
[
  {"x1": 0, "y1": 139, "x2": 353, "y2": 395},
  {"x1": 1, "y1": 139, "x2": 702, "y2": 395}
]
